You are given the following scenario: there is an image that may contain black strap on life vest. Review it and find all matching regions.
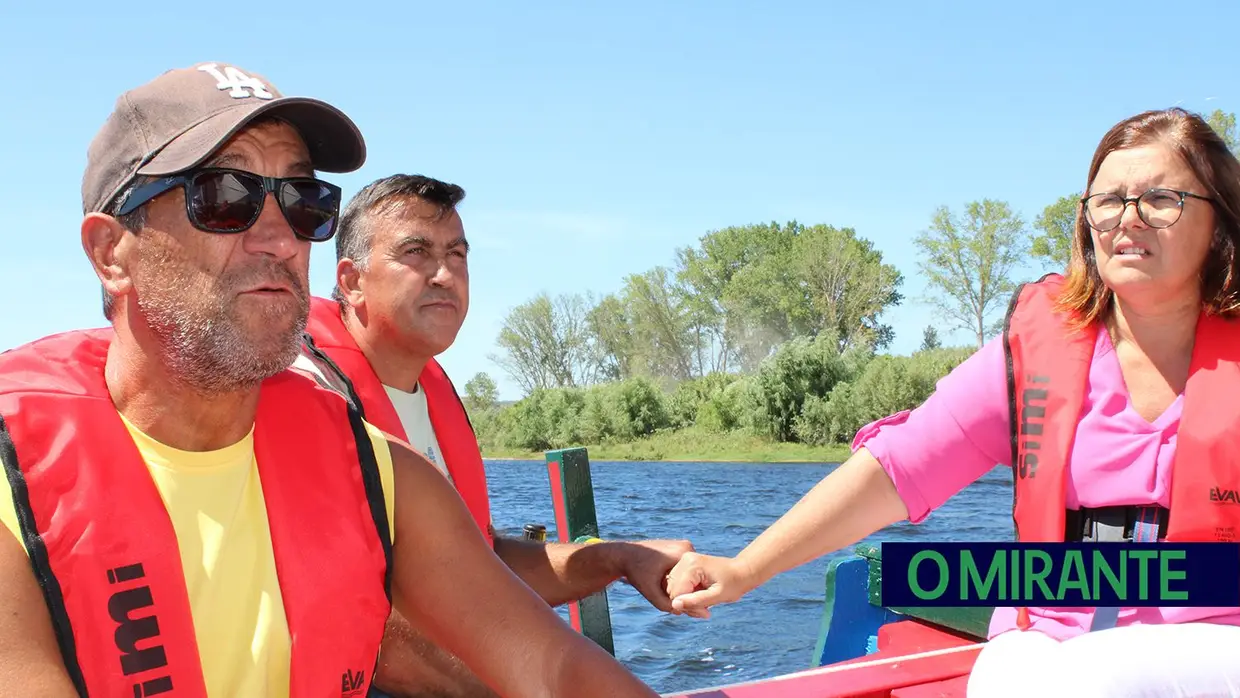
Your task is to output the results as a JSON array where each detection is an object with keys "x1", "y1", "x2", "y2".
[
  {"x1": 300, "y1": 333, "x2": 366, "y2": 415},
  {"x1": 1064, "y1": 505, "x2": 1170, "y2": 542},
  {"x1": 0, "y1": 414, "x2": 89, "y2": 697}
]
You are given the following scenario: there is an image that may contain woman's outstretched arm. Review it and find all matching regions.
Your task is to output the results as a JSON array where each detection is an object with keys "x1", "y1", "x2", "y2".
[
  {"x1": 668, "y1": 337, "x2": 1014, "y2": 617},
  {"x1": 667, "y1": 447, "x2": 906, "y2": 616}
]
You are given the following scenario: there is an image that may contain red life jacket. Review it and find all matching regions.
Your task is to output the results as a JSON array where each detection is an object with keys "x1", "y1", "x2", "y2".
[
  {"x1": 1005, "y1": 273, "x2": 1240, "y2": 544},
  {"x1": 301, "y1": 297, "x2": 493, "y2": 546},
  {"x1": 0, "y1": 328, "x2": 392, "y2": 698}
]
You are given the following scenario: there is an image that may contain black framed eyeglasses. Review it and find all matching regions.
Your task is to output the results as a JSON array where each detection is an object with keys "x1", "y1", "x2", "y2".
[
  {"x1": 114, "y1": 167, "x2": 343, "y2": 242},
  {"x1": 1080, "y1": 188, "x2": 1213, "y2": 232}
]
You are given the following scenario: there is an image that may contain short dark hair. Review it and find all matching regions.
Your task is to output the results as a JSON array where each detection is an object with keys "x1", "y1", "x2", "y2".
[{"x1": 332, "y1": 174, "x2": 466, "y2": 306}]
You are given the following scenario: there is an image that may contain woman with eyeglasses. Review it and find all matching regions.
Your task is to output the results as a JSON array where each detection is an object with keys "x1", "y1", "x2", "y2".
[{"x1": 663, "y1": 107, "x2": 1240, "y2": 697}]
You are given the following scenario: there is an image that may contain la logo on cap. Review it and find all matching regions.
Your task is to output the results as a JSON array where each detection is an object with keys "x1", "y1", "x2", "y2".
[{"x1": 196, "y1": 63, "x2": 274, "y2": 100}]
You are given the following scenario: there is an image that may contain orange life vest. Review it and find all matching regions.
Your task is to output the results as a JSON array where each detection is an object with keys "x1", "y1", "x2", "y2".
[
  {"x1": 1004, "y1": 273, "x2": 1240, "y2": 546},
  {"x1": 0, "y1": 328, "x2": 392, "y2": 697},
  {"x1": 301, "y1": 297, "x2": 494, "y2": 546}
]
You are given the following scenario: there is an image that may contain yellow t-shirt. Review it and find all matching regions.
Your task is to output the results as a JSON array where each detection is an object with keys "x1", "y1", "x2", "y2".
[{"x1": 0, "y1": 412, "x2": 395, "y2": 698}]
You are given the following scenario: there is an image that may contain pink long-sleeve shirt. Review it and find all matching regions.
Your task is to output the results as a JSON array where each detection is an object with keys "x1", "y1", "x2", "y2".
[{"x1": 853, "y1": 329, "x2": 1240, "y2": 641}]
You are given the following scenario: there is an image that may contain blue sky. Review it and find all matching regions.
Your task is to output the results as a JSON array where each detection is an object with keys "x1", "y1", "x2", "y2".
[{"x1": 3, "y1": 2, "x2": 1237, "y2": 400}]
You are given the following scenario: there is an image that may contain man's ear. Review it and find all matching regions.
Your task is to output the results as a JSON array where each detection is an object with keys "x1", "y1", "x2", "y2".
[
  {"x1": 82, "y1": 213, "x2": 135, "y2": 302},
  {"x1": 336, "y1": 258, "x2": 365, "y2": 308}
]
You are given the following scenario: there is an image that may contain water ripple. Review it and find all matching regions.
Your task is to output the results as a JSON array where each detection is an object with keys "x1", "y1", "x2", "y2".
[{"x1": 485, "y1": 459, "x2": 1012, "y2": 694}]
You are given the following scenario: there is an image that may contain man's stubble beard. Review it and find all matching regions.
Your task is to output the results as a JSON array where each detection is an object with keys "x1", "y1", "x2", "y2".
[{"x1": 136, "y1": 258, "x2": 310, "y2": 395}]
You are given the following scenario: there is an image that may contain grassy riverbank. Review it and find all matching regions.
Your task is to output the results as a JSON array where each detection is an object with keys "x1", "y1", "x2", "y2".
[{"x1": 479, "y1": 427, "x2": 854, "y2": 463}]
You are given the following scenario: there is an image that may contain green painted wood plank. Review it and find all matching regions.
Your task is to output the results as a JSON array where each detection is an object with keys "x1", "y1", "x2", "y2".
[{"x1": 545, "y1": 447, "x2": 616, "y2": 656}]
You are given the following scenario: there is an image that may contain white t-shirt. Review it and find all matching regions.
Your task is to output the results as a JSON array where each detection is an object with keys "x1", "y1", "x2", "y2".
[
  {"x1": 291, "y1": 352, "x2": 452, "y2": 482},
  {"x1": 382, "y1": 384, "x2": 450, "y2": 482}
]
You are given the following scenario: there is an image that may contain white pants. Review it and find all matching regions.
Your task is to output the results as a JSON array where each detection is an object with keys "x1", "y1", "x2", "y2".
[{"x1": 967, "y1": 624, "x2": 1240, "y2": 697}]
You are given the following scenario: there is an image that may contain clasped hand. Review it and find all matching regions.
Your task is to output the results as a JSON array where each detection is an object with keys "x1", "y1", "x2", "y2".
[
  {"x1": 661, "y1": 551, "x2": 756, "y2": 619},
  {"x1": 609, "y1": 539, "x2": 696, "y2": 612}
]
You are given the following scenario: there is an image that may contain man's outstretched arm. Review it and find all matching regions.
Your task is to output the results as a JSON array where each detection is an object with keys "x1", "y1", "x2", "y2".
[
  {"x1": 0, "y1": 530, "x2": 78, "y2": 697},
  {"x1": 385, "y1": 437, "x2": 659, "y2": 698},
  {"x1": 492, "y1": 535, "x2": 692, "y2": 610}
]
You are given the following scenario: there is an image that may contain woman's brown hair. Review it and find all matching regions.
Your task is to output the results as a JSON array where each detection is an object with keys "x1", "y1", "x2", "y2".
[{"x1": 1056, "y1": 107, "x2": 1240, "y2": 325}]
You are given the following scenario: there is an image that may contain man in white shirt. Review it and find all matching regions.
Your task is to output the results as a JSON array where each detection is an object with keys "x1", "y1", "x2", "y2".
[{"x1": 293, "y1": 174, "x2": 694, "y2": 698}]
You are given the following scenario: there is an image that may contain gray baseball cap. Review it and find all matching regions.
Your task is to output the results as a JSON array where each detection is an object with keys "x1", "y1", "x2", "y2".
[{"x1": 83, "y1": 61, "x2": 366, "y2": 214}]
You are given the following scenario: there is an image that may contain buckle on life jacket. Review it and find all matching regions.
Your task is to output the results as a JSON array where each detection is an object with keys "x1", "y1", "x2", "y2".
[
  {"x1": 1018, "y1": 506, "x2": 1169, "y2": 634},
  {"x1": 1063, "y1": 505, "x2": 1170, "y2": 542}
]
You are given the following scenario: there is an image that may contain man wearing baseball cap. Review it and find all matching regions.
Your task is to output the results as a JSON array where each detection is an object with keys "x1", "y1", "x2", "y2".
[{"x1": 0, "y1": 62, "x2": 659, "y2": 698}]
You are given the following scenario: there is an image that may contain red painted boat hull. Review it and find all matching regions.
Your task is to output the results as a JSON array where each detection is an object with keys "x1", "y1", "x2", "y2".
[{"x1": 665, "y1": 621, "x2": 981, "y2": 698}]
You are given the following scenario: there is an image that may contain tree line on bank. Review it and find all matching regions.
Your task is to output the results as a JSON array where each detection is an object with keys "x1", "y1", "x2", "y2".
[{"x1": 460, "y1": 110, "x2": 1240, "y2": 454}]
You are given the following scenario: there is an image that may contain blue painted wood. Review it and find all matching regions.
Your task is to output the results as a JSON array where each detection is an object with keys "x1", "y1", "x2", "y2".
[{"x1": 812, "y1": 557, "x2": 904, "y2": 667}]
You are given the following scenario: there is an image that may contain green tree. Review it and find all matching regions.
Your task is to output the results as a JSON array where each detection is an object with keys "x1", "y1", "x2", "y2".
[
  {"x1": 620, "y1": 266, "x2": 698, "y2": 382},
  {"x1": 1206, "y1": 109, "x2": 1238, "y2": 155},
  {"x1": 675, "y1": 222, "x2": 792, "y2": 371},
  {"x1": 784, "y1": 225, "x2": 903, "y2": 351},
  {"x1": 585, "y1": 293, "x2": 632, "y2": 381},
  {"x1": 679, "y1": 221, "x2": 903, "y2": 366},
  {"x1": 490, "y1": 292, "x2": 601, "y2": 395},
  {"x1": 463, "y1": 372, "x2": 499, "y2": 413},
  {"x1": 747, "y1": 334, "x2": 851, "y2": 442},
  {"x1": 1030, "y1": 193, "x2": 1079, "y2": 270},
  {"x1": 914, "y1": 200, "x2": 1029, "y2": 348},
  {"x1": 919, "y1": 325, "x2": 941, "y2": 351}
]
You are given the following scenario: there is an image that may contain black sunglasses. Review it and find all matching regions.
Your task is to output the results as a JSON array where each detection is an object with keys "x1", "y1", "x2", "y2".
[{"x1": 115, "y1": 167, "x2": 343, "y2": 242}]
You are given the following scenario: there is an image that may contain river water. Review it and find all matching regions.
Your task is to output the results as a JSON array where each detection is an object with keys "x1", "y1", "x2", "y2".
[{"x1": 484, "y1": 458, "x2": 1015, "y2": 695}]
